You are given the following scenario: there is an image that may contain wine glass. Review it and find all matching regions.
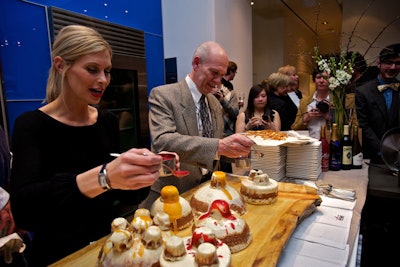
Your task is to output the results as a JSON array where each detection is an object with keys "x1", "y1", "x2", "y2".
[{"x1": 238, "y1": 92, "x2": 245, "y2": 108}]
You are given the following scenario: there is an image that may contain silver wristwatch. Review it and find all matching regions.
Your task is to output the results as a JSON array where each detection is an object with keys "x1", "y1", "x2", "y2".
[{"x1": 98, "y1": 163, "x2": 112, "y2": 191}]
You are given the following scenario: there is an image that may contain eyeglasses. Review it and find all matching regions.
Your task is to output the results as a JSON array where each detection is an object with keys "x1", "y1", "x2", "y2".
[{"x1": 381, "y1": 60, "x2": 400, "y2": 67}]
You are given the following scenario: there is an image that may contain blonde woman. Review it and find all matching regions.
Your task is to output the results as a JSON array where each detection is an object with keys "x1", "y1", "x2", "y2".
[
  {"x1": 278, "y1": 65, "x2": 303, "y2": 108},
  {"x1": 10, "y1": 25, "x2": 178, "y2": 266},
  {"x1": 268, "y1": 72, "x2": 297, "y2": 130}
]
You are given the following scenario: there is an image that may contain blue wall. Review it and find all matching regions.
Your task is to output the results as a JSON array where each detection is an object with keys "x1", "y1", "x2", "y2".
[{"x1": 0, "y1": 0, "x2": 164, "y2": 136}]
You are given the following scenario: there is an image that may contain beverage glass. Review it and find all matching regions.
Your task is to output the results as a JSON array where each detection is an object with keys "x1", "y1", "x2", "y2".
[
  {"x1": 159, "y1": 153, "x2": 176, "y2": 177},
  {"x1": 211, "y1": 85, "x2": 219, "y2": 95},
  {"x1": 238, "y1": 92, "x2": 245, "y2": 108},
  {"x1": 235, "y1": 154, "x2": 251, "y2": 169}
]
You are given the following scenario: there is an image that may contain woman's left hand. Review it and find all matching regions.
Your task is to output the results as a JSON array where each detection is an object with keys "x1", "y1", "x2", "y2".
[{"x1": 261, "y1": 119, "x2": 276, "y2": 130}]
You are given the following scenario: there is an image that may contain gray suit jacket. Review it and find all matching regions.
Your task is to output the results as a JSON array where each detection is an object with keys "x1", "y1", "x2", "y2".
[{"x1": 140, "y1": 79, "x2": 224, "y2": 208}]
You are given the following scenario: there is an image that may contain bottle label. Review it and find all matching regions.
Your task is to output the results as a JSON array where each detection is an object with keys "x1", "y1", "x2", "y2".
[
  {"x1": 330, "y1": 141, "x2": 341, "y2": 170},
  {"x1": 353, "y1": 152, "x2": 363, "y2": 166},
  {"x1": 321, "y1": 152, "x2": 329, "y2": 171},
  {"x1": 342, "y1": 146, "x2": 352, "y2": 165}
]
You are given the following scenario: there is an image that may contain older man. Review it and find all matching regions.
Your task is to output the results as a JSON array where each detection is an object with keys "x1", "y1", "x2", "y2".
[
  {"x1": 140, "y1": 41, "x2": 253, "y2": 208},
  {"x1": 355, "y1": 43, "x2": 400, "y2": 160}
]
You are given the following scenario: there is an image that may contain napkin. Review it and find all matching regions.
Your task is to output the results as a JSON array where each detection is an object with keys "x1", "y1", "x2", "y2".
[
  {"x1": 291, "y1": 205, "x2": 352, "y2": 250},
  {"x1": 279, "y1": 238, "x2": 349, "y2": 267}
]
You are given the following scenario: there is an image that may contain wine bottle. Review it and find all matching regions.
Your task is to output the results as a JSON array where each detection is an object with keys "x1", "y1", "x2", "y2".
[
  {"x1": 329, "y1": 123, "x2": 341, "y2": 171},
  {"x1": 320, "y1": 125, "x2": 330, "y2": 172},
  {"x1": 352, "y1": 125, "x2": 363, "y2": 169},
  {"x1": 341, "y1": 125, "x2": 352, "y2": 170}
]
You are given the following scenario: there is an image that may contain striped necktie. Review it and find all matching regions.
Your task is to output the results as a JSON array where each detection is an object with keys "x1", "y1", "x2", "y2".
[{"x1": 199, "y1": 95, "x2": 213, "y2": 138}]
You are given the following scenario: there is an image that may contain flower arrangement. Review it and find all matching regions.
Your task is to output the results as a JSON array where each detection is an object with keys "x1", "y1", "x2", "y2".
[
  {"x1": 314, "y1": 48, "x2": 355, "y2": 90},
  {"x1": 313, "y1": 47, "x2": 356, "y2": 137},
  {"x1": 310, "y1": 0, "x2": 399, "y2": 138}
]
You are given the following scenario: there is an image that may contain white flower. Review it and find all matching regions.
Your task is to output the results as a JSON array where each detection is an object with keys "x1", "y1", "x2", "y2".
[{"x1": 314, "y1": 47, "x2": 355, "y2": 89}]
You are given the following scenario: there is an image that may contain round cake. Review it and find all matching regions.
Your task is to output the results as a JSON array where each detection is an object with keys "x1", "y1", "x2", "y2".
[
  {"x1": 194, "y1": 199, "x2": 252, "y2": 253},
  {"x1": 240, "y1": 169, "x2": 279, "y2": 205},
  {"x1": 190, "y1": 171, "x2": 247, "y2": 216},
  {"x1": 159, "y1": 226, "x2": 231, "y2": 267},
  {"x1": 97, "y1": 225, "x2": 164, "y2": 267},
  {"x1": 151, "y1": 185, "x2": 194, "y2": 231}
]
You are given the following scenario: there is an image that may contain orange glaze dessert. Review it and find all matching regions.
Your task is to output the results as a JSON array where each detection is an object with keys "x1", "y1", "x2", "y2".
[
  {"x1": 97, "y1": 217, "x2": 163, "y2": 267},
  {"x1": 130, "y1": 208, "x2": 154, "y2": 237},
  {"x1": 150, "y1": 185, "x2": 194, "y2": 231}
]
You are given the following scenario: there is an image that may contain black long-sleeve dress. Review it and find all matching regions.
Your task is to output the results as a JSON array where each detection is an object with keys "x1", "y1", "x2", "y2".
[
  {"x1": 269, "y1": 93, "x2": 298, "y2": 131},
  {"x1": 10, "y1": 109, "x2": 150, "y2": 266}
]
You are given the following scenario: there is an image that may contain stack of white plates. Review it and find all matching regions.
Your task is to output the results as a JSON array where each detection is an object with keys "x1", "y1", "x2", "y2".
[
  {"x1": 286, "y1": 141, "x2": 322, "y2": 180},
  {"x1": 250, "y1": 145, "x2": 287, "y2": 181}
]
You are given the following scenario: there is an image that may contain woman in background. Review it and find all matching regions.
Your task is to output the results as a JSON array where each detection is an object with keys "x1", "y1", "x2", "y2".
[
  {"x1": 277, "y1": 65, "x2": 303, "y2": 108},
  {"x1": 268, "y1": 72, "x2": 297, "y2": 131},
  {"x1": 236, "y1": 84, "x2": 281, "y2": 132},
  {"x1": 291, "y1": 69, "x2": 331, "y2": 139},
  {"x1": 10, "y1": 25, "x2": 177, "y2": 266}
]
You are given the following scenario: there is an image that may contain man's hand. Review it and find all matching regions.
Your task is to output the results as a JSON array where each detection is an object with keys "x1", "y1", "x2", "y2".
[
  {"x1": 218, "y1": 134, "x2": 253, "y2": 158},
  {"x1": 0, "y1": 237, "x2": 25, "y2": 264},
  {"x1": 0, "y1": 202, "x2": 16, "y2": 237}
]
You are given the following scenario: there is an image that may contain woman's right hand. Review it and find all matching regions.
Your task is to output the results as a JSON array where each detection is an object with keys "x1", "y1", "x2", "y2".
[
  {"x1": 106, "y1": 148, "x2": 162, "y2": 190},
  {"x1": 304, "y1": 109, "x2": 323, "y2": 123}
]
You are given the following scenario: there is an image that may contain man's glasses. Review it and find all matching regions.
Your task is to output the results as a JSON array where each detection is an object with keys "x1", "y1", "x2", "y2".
[{"x1": 381, "y1": 60, "x2": 400, "y2": 67}]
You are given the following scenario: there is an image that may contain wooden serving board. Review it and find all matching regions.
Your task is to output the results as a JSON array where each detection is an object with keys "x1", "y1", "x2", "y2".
[
  {"x1": 183, "y1": 175, "x2": 321, "y2": 267},
  {"x1": 50, "y1": 175, "x2": 321, "y2": 267}
]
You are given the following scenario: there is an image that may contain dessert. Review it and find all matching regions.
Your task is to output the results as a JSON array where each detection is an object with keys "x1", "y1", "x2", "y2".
[
  {"x1": 97, "y1": 224, "x2": 163, "y2": 267},
  {"x1": 194, "y1": 199, "x2": 252, "y2": 253},
  {"x1": 111, "y1": 217, "x2": 130, "y2": 232},
  {"x1": 194, "y1": 243, "x2": 218, "y2": 266},
  {"x1": 162, "y1": 236, "x2": 187, "y2": 262},
  {"x1": 159, "y1": 226, "x2": 231, "y2": 267},
  {"x1": 240, "y1": 169, "x2": 279, "y2": 205},
  {"x1": 151, "y1": 185, "x2": 194, "y2": 231},
  {"x1": 190, "y1": 171, "x2": 247, "y2": 216},
  {"x1": 190, "y1": 226, "x2": 219, "y2": 249},
  {"x1": 130, "y1": 208, "x2": 153, "y2": 236}
]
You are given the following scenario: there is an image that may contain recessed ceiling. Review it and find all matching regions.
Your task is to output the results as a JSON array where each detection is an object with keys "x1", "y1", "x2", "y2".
[{"x1": 252, "y1": 0, "x2": 342, "y2": 39}]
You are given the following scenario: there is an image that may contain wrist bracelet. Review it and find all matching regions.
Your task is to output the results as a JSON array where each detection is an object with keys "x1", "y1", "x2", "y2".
[{"x1": 98, "y1": 163, "x2": 112, "y2": 191}]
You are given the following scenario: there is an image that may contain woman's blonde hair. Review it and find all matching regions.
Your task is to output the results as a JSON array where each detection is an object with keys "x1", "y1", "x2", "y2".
[
  {"x1": 45, "y1": 25, "x2": 112, "y2": 103},
  {"x1": 267, "y1": 72, "x2": 291, "y2": 91},
  {"x1": 277, "y1": 65, "x2": 296, "y2": 76}
]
